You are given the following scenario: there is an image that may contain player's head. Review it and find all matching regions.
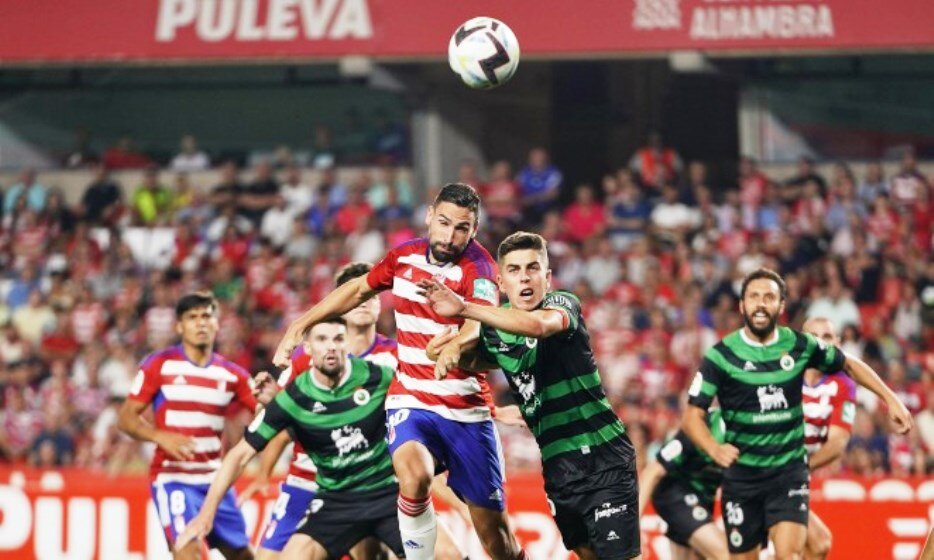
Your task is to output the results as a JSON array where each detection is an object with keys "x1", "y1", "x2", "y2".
[
  {"x1": 802, "y1": 316, "x2": 839, "y2": 346},
  {"x1": 739, "y1": 268, "x2": 786, "y2": 339},
  {"x1": 335, "y1": 262, "x2": 379, "y2": 328},
  {"x1": 496, "y1": 232, "x2": 551, "y2": 311},
  {"x1": 306, "y1": 318, "x2": 348, "y2": 378},
  {"x1": 425, "y1": 183, "x2": 480, "y2": 263},
  {"x1": 175, "y1": 291, "x2": 219, "y2": 350}
]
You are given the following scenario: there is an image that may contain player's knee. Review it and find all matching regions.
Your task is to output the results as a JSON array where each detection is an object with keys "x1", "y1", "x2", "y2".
[
  {"x1": 392, "y1": 446, "x2": 434, "y2": 497},
  {"x1": 811, "y1": 530, "x2": 832, "y2": 558},
  {"x1": 471, "y1": 516, "x2": 518, "y2": 559}
]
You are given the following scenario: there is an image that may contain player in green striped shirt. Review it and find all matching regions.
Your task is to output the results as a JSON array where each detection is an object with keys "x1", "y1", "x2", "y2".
[
  {"x1": 175, "y1": 318, "x2": 405, "y2": 560},
  {"x1": 422, "y1": 231, "x2": 641, "y2": 560},
  {"x1": 682, "y1": 268, "x2": 911, "y2": 560}
]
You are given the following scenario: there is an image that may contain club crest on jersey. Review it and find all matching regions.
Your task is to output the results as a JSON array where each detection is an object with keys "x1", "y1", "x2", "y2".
[
  {"x1": 757, "y1": 384, "x2": 788, "y2": 412},
  {"x1": 353, "y1": 387, "x2": 371, "y2": 406},
  {"x1": 524, "y1": 337, "x2": 537, "y2": 349},
  {"x1": 779, "y1": 354, "x2": 795, "y2": 371},
  {"x1": 693, "y1": 506, "x2": 708, "y2": 521}
]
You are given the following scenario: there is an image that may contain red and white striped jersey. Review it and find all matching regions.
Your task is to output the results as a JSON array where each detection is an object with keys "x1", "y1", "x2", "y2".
[
  {"x1": 802, "y1": 372, "x2": 857, "y2": 455},
  {"x1": 367, "y1": 238, "x2": 498, "y2": 422},
  {"x1": 127, "y1": 345, "x2": 257, "y2": 483},
  {"x1": 278, "y1": 334, "x2": 399, "y2": 489}
]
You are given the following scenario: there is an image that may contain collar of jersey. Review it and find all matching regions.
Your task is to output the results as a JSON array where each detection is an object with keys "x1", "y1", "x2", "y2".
[
  {"x1": 738, "y1": 327, "x2": 780, "y2": 347},
  {"x1": 309, "y1": 359, "x2": 353, "y2": 392}
]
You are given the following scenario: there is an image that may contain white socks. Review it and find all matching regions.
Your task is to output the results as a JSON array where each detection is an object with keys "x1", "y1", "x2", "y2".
[{"x1": 397, "y1": 494, "x2": 437, "y2": 560}]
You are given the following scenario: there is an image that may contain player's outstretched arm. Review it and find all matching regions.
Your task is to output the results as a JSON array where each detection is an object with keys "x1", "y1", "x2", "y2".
[
  {"x1": 808, "y1": 425, "x2": 850, "y2": 471},
  {"x1": 274, "y1": 276, "x2": 380, "y2": 366},
  {"x1": 637, "y1": 461, "x2": 667, "y2": 517},
  {"x1": 237, "y1": 430, "x2": 291, "y2": 506},
  {"x1": 427, "y1": 325, "x2": 497, "y2": 378},
  {"x1": 681, "y1": 405, "x2": 737, "y2": 469},
  {"x1": 175, "y1": 438, "x2": 258, "y2": 551},
  {"x1": 842, "y1": 353, "x2": 912, "y2": 434},
  {"x1": 117, "y1": 398, "x2": 196, "y2": 461}
]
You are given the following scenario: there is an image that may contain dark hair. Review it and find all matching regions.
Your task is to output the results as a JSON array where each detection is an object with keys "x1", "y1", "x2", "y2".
[
  {"x1": 334, "y1": 262, "x2": 372, "y2": 287},
  {"x1": 175, "y1": 291, "x2": 218, "y2": 319},
  {"x1": 303, "y1": 316, "x2": 346, "y2": 337},
  {"x1": 433, "y1": 183, "x2": 481, "y2": 219},
  {"x1": 740, "y1": 268, "x2": 787, "y2": 301},
  {"x1": 497, "y1": 231, "x2": 548, "y2": 262}
]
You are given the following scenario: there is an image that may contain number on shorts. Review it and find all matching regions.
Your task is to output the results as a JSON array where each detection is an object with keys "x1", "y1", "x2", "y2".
[
  {"x1": 273, "y1": 492, "x2": 291, "y2": 520},
  {"x1": 170, "y1": 490, "x2": 187, "y2": 516},
  {"x1": 725, "y1": 501, "x2": 744, "y2": 526}
]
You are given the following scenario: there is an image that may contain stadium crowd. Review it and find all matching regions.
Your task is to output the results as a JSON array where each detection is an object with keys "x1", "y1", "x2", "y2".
[{"x1": 0, "y1": 135, "x2": 930, "y2": 482}]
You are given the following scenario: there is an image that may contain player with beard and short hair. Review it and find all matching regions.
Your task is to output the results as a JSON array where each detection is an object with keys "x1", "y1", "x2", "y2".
[
  {"x1": 273, "y1": 183, "x2": 526, "y2": 560},
  {"x1": 800, "y1": 317, "x2": 856, "y2": 560},
  {"x1": 118, "y1": 291, "x2": 257, "y2": 560},
  {"x1": 177, "y1": 318, "x2": 405, "y2": 559},
  {"x1": 682, "y1": 268, "x2": 911, "y2": 560}
]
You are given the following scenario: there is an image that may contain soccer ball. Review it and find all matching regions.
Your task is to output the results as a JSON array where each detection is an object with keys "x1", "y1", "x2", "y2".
[{"x1": 448, "y1": 17, "x2": 520, "y2": 89}]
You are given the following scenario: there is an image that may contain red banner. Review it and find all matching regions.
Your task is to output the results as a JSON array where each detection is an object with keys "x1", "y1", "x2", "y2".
[
  {"x1": 1, "y1": 0, "x2": 932, "y2": 64},
  {"x1": 0, "y1": 468, "x2": 931, "y2": 559}
]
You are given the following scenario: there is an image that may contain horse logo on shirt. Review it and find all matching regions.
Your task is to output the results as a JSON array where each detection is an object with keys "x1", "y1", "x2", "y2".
[
  {"x1": 331, "y1": 426, "x2": 368, "y2": 456},
  {"x1": 757, "y1": 384, "x2": 788, "y2": 412}
]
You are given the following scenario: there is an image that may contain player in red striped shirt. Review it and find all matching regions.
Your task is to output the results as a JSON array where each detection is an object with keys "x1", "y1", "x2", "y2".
[
  {"x1": 274, "y1": 184, "x2": 525, "y2": 560},
  {"x1": 118, "y1": 291, "x2": 258, "y2": 560},
  {"x1": 802, "y1": 317, "x2": 856, "y2": 560}
]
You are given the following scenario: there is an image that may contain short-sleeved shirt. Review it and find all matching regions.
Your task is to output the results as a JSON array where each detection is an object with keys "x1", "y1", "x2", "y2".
[
  {"x1": 687, "y1": 327, "x2": 845, "y2": 480},
  {"x1": 366, "y1": 238, "x2": 498, "y2": 422},
  {"x1": 127, "y1": 346, "x2": 256, "y2": 483},
  {"x1": 655, "y1": 409, "x2": 725, "y2": 506},
  {"x1": 802, "y1": 372, "x2": 856, "y2": 455},
  {"x1": 479, "y1": 290, "x2": 633, "y2": 492},
  {"x1": 245, "y1": 357, "x2": 396, "y2": 494}
]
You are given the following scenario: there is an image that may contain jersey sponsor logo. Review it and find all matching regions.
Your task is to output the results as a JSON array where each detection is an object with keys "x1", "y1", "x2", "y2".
[
  {"x1": 780, "y1": 354, "x2": 795, "y2": 371},
  {"x1": 688, "y1": 372, "x2": 703, "y2": 397},
  {"x1": 842, "y1": 401, "x2": 856, "y2": 424},
  {"x1": 472, "y1": 278, "x2": 498, "y2": 304},
  {"x1": 692, "y1": 506, "x2": 709, "y2": 521},
  {"x1": 353, "y1": 388, "x2": 371, "y2": 406},
  {"x1": 743, "y1": 360, "x2": 756, "y2": 371},
  {"x1": 757, "y1": 384, "x2": 789, "y2": 412},
  {"x1": 312, "y1": 401, "x2": 327, "y2": 413},
  {"x1": 248, "y1": 409, "x2": 266, "y2": 433},
  {"x1": 594, "y1": 502, "x2": 627, "y2": 522},
  {"x1": 331, "y1": 426, "x2": 368, "y2": 456},
  {"x1": 660, "y1": 439, "x2": 683, "y2": 462}
]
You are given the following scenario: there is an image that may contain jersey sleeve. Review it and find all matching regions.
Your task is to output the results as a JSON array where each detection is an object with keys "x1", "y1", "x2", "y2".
[
  {"x1": 829, "y1": 376, "x2": 858, "y2": 433},
  {"x1": 126, "y1": 354, "x2": 162, "y2": 404},
  {"x1": 686, "y1": 355, "x2": 722, "y2": 410},
  {"x1": 541, "y1": 291, "x2": 580, "y2": 340},
  {"x1": 243, "y1": 392, "x2": 292, "y2": 452},
  {"x1": 366, "y1": 246, "x2": 399, "y2": 290},
  {"x1": 462, "y1": 254, "x2": 499, "y2": 307},
  {"x1": 804, "y1": 333, "x2": 846, "y2": 373},
  {"x1": 655, "y1": 432, "x2": 689, "y2": 472},
  {"x1": 233, "y1": 369, "x2": 258, "y2": 412}
]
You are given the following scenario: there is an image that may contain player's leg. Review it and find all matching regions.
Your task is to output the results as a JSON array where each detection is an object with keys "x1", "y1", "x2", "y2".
[
  {"x1": 579, "y1": 466, "x2": 642, "y2": 560},
  {"x1": 668, "y1": 541, "x2": 696, "y2": 560},
  {"x1": 721, "y1": 479, "x2": 766, "y2": 560},
  {"x1": 803, "y1": 511, "x2": 831, "y2": 560},
  {"x1": 436, "y1": 518, "x2": 466, "y2": 560},
  {"x1": 280, "y1": 534, "x2": 329, "y2": 560},
  {"x1": 151, "y1": 481, "x2": 226, "y2": 560},
  {"x1": 349, "y1": 537, "x2": 388, "y2": 560},
  {"x1": 466, "y1": 502, "x2": 522, "y2": 559},
  {"x1": 686, "y1": 523, "x2": 729, "y2": 560},
  {"x1": 768, "y1": 522, "x2": 806, "y2": 560},
  {"x1": 764, "y1": 464, "x2": 809, "y2": 560},
  {"x1": 255, "y1": 483, "x2": 317, "y2": 560},
  {"x1": 207, "y1": 486, "x2": 254, "y2": 559},
  {"x1": 920, "y1": 526, "x2": 934, "y2": 560}
]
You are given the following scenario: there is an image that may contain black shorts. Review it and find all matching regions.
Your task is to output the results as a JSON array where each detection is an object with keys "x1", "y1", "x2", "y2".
[
  {"x1": 651, "y1": 479, "x2": 715, "y2": 547},
  {"x1": 546, "y1": 466, "x2": 641, "y2": 560},
  {"x1": 297, "y1": 485, "x2": 404, "y2": 559},
  {"x1": 721, "y1": 462, "x2": 810, "y2": 553}
]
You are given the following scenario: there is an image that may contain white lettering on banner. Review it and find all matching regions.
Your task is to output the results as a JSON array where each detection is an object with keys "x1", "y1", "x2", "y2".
[
  {"x1": 100, "y1": 499, "x2": 144, "y2": 560},
  {"x1": 155, "y1": 0, "x2": 373, "y2": 43},
  {"x1": 632, "y1": 0, "x2": 682, "y2": 30},
  {"x1": 0, "y1": 486, "x2": 31, "y2": 549},
  {"x1": 35, "y1": 497, "x2": 95, "y2": 560},
  {"x1": 690, "y1": 4, "x2": 834, "y2": 40}
]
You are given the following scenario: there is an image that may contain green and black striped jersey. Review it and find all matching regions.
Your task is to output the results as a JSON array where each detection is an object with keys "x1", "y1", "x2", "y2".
[
  {"x1": 687, "y1": 326, "x2": 845, "y2": 480},
  {"x1": 479, "y1": 290, "x2": 633, "y2": 491},
  {"x1": 655, "y1": 409, "x2": 726, "y2": 506},
  {"x1": 244, "y1": 357, "x2": 396, "y2": 494}
]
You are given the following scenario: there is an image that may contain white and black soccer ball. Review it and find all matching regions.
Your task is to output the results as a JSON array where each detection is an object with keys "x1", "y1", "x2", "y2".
[{"x1": 448, "y1": 17, "x2": 520, "y2": 89}]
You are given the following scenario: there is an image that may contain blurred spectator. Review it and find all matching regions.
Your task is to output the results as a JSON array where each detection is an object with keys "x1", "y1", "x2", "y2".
[
  {"x1": 102, "y1": 135, "x2": 151, "y2": 170},
  {"x1": 785, "y1": 155, "x2": 828, "y2": 199},
  {"x1": 606, "y1": 170, "x2": 650, "y2": 251},
  {"x1": 239, "y1": 160, "x2": 279, "y2": 225},
  {"x1": 517, "y1": 147, "x2": 562, "y2": 224},
  {"x1": 457, "y1": 160, "x2": 481, "y2": 188},
  {"x1": 0, "y1": 387, "x2": 43, "y2": 462},
  {"x1": 858, "y1": 161, "x2": 887, "y2": 206},
  {"x1": 650, "y1": 184, "x2": 700, "y2": 244},
  {"x1": 583, "y1": 238, "x2": 621, "y2": 295},
  {"x1": 210, "y1": 160, "x2": 244, "y2": 209},
  {"x1": 372, "y1": 110, "x2": 409, "y2": 165},
  {"x1": 170, "y1": 134, "x2": 211, "y2": 172},
  {"x1": 628, "y1": 130, "x2": 683, "y2": 191},
  {"x1": 11, "y1": 290, "x2": 56, "y2": 345},
  {"x1": 39, "y1": 311, "x2": 80, "y2": 363},
  {"x1": 131, "y1": 167, "x2": 173, "y2": 225},
  {"x1": 4, "y1": 168, "x2": 48, "y2": 214},
  {"x1": 261, "y1": 196, "x2": 294, "y2": 249},
  {"x1": 562, "y1": 184, "x2": 605, "y2": 243},
  {"x1": 80, "y1": 163, "x2": 123, "y2": 225},
  {"x1": 318, "y1": 165, "x2": 348, "y2": 208},
  {"x1": 480, "y1": 160, "x2": 521, "y2": 229},
  {"x1": 280, "y1": 164, "x2": 313, "y2": 217},
  {"x1": 889, "y1": 148, "x2": 930, "y2": 209},
  {"x1": 369, "y1": 166, "x2": 414, "y2": 210},
  {"x1": 917, "y1": 388, "x2": 934, "y2": 453},
  {"x1": 309, "y1": 124, "x2": 339, "y2": 169},
  {"x1": 806, "y1": 279, "x2": 861, "y2": 333},
  {"x1": 29, "y1": 409, "x2": 75, "y2": 467},
  {"x1": 739, "y1": 156, "x2": 769, "y2": 229},
  {"x1": 63, "y1": 127, "x2": 97, "y2": 168},
  {"x1": 334, "y1": 182, "x2": 374, "y2": 236}
]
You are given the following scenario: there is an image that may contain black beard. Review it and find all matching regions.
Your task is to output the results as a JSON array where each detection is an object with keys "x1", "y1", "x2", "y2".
[
  {"x1": 429, "y1": 243, "x2": 463, "y2": 263},
  {"x1": 743, "y1": 311, "x2": 778, "y2": 339},
  {"x1": 317, "y1": 361, "x2": 344, "y2": 377}
]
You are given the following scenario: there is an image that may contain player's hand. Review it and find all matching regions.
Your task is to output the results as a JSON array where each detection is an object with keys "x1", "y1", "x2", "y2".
[
  {"x1": 494, "y1": 405, "x2": 527, "y2": 427},
  {"x1": 434, "y1": 342, "x2": 461, "y2": 380},
  {"x1": 252, "y1": 371, "x2": 280, "y2": 405},
  {"x1": 155, "y1": 431, "x2": 197, "y2": 461},
  {"x1": 426, "y1": 327, "x2": 458, "y2": 362},
  {"x1": 237, "y1": 477, "x2": 274, "y2": 507},
  {"x1": 711, "y1": 443, "x2": 739, "y2": 468},
  {"x1": 418, "y1": 278, "x2": 467, "y2": 318},
  {"x1": 175, "y1": 513, "x2": 212, "y2": 552},
  {"x1": 273, "y1": 329, "x2": 301, "y2": 368},
  {"x1": 885, "y1": 395, "x2": 913, "y2": 434}
]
